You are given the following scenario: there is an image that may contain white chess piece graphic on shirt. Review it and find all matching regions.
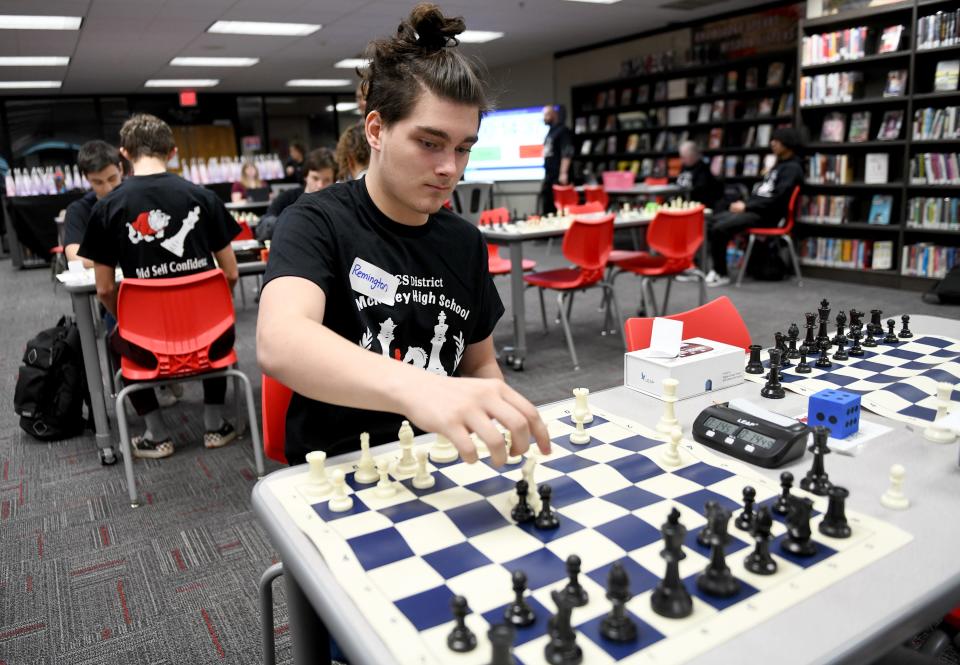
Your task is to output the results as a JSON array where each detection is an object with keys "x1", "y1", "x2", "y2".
[
  {"x1": 402, "y1": 347, "x2": 427, "y2": 369},
  {"x1": 426, "y1": 312, "x2": 449, "y2": 375},
  {"x1": 376, "y1": 318, "x2": 396, "y2": 358},
  {"x1": 160, "y1": 206, "x2": 201, "y2": 257}
]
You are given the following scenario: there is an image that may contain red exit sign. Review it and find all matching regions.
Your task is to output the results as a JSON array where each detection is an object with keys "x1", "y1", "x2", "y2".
[{"x1": 179, "y1": 90, "x2": 197, "y2": 107}]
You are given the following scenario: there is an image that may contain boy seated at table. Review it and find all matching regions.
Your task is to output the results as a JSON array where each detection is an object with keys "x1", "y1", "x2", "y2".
[{"x1": 64, "y1": 140, "x2": 124, "y2": 267}]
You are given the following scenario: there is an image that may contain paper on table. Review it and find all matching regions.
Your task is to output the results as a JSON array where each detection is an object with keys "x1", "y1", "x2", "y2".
[
  {"x1": 794, "y1": 413, "x2": 893, "y2": 456},
  {"x1": 637, "y1": 317, "x2": 683, "y2": 358}
]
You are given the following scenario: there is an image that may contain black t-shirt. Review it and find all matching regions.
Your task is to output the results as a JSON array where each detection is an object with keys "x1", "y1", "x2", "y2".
[
  {"x1": 63, "y1": 190, "x2": 98, "y2": 248},
  {"x1": 263, "y1": 177, "x2": 505, "y2": 465},
  {"x1": 676, "y1": 160, "x2": 724, "y2": 210},
  {"x1": 80, "y1": 172, "x2": 240, "y2": 279},
  {"x1": 543, "y1": 124, "x2": 574, "y2": 182},
  {"x1": 266, "y1": 185, "x2": 304, "y2": 219}
]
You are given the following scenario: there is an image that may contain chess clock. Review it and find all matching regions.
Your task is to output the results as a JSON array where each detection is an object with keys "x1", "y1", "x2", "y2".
[{"x1": 692, "y1": 399, "x2": 809, "y2": 468}]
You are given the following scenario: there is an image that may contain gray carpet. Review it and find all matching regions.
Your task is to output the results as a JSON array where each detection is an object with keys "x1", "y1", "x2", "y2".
[{"x1": 1, "y1": 241, "x2": 957, "y2": 665}]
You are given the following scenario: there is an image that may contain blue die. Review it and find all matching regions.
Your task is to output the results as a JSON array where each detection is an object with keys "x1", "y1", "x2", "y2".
[{"x1": 808, "y1": 389, "x2": 860, "y2": 438}]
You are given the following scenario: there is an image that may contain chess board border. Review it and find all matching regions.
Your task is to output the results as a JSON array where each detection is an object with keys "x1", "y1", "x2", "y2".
[{"x1": 264, "y1": 401, "x2": 913, "y2": 665}]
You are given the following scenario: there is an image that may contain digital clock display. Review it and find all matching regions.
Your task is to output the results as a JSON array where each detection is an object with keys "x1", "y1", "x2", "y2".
[
  {"x1": 703, "y1": 416, "x2": 740, "y2": 435},
  {"x1": 739, "y1": 428, "x2": 777, "y2": 449}
]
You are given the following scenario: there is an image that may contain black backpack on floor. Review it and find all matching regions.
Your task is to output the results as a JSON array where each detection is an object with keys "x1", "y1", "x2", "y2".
[{"x1": 13, "y1": 316, "x2": 91, "y2": 441}]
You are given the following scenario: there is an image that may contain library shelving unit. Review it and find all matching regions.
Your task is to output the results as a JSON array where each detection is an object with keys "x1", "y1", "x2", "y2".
[
  {"x1": 796, "y1": 0, "x2": 960, "y2": 289},
  {"x1": 570, "y1": 48, "x2": 797, "y2": 186}
]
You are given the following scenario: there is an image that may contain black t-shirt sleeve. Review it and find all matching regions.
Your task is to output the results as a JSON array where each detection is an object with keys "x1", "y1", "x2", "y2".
[
  {"x1": 469, "y1": 235, "x2": 505, "y2": 344},
  {"x1": 262, "y1": 201, "x2": 338, "y2": 296},
  {"x1": 63, "y1": 199, "x2": 90, "y2": 247},
  {"x1": 203, "y1": 192, "x2": 241, "y2": 251},
  {"x1": 78, "y1": 199, "x2": 119, "y2": 267}
]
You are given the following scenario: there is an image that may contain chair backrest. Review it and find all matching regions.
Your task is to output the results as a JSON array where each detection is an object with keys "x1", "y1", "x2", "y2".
[
  {"x1": 562, "y1": 213, "x2": 615, "y2": 273},
  {"x1": 261, "y1": 374, "x2": 292, "y2": 464},
  {"x1": 583, "y1": 185, "x2": 609, "y2": 210},
  {"x1": 478, "y1": 207, "x2": 510, "y2": 226},
  {"x1": 452, "y1": 182, "x2": 493, "y2": 224},
  {"x1": 567, "y1": 201, "x2": 604, "y2": 216},
  {"x1": 624, "y1": 295, "x2": 751, "y2": 352},
  {"x1": 646, "y1": 206, "x2": 705, "y2": 261},
  {"x1": 235, "y1": 220, "x2": 254, "y2": 240},
  {"x1": 779, "y1": 186, "x2": 801, "y2": 231},
  {"x1": 552, "y1": 184, "x2": 579, "y2": 210},
  {"x1": 644, "y1": 177, "x2": 669, "y2": 186},
  {"x1": 116, "y1": 269, "x2": 236, "y2": 380}
]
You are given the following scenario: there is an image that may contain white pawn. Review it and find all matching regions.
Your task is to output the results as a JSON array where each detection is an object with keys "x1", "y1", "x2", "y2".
[
  {"x1": 354, "y1": 432, "x2": 379, "y2": 484},
  {"x1": 880, "y1": 464, "x2": 910, "y2": 510},
  {"x1": 661, "y1": 426, "x2": 683, "y2": 467},
  {"x1": 923, "y1": 382, "x2": 957, "y2": 444},
  {"x1": 374, "y1": 459, "x2": 397, "y2": 498},
  {"x1": 430, "y1": 432, "x2": 459, "y2": 464},
  {"x1": 505, "y1": 431, "x2": 522, "y2": 465},
  {"x1": 569, "y1": 415, "x2": 591, "y2": 445},
  {"x1": 328, "y1": 469, "x2": 354, "y2": 512},
  {"x1": 572, "y1": 387, "x2": 593, "y2": 425},
  {"x1": 304, "y1": 450, "x2": 332, "y2": 497},
  {"x1": 396, "y1": 420, "x2": 418, "y2": 474},
  {"x1": 656, "y1": 378, "x2": 680, "y2": 434},
  {"x1": 412, "y1": 449, "x2": 435, "y2": 489}
]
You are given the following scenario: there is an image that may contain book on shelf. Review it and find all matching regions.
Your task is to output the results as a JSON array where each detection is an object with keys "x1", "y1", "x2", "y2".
[
  {"x1": 744, "y1": 125, "x2": 757, "y2": 147},
  {"x1": 800, "y1": 237, "x2": 892, "y2": 270},
  {"x1": 820, "y1": 113, "x2": 847, "y2": 142},
  {"x1": 711, "y1": 100, "x2": 725, "y2": 121},
  {"x1": 808, "y1": 153, "x2": 852, "y2": 184},
  {"x1": 800, "y1": 71, "x2": 863, "y2": 106},
  {"x1": 935, "y1": 60, "x2": 960, "y2": 92},
  {"x1": 868, "y1": 194, "x2": 894, "y2": 225},
  {"x1": 596, "y1": 91, "x2": 608, "y2": 109},
  {"x1": 883, "y1": 69, "x2": 908, "y2": 97},
  {"x1": 667, "y1": 106, "x2": 691, "y2": 126},
  {"x1": 848, "y1": 111, "x2": 871, "y2": 142},
  {"x1": 697, "y1": 103, "x2": 711, "y2": 123},
  {"x1": 865, "y1": 153, "x2": 890, "y2": 184},
  {"x1": 911, "y1": 152, "x2": 960, "y2": 184},
  {"x1": 745, "y1": 67, "x2": 759, "y2": 90},
  {"x1": 908, "y1": 196, "x2": 960, "y2": 229},
  {"x1": 604, "y1": 115, "x2": 618, "y2": 131},
  {"x1": 606, "y1": 136, "x2": 618, "y2": 154},
  {"x1": 918, "y1": 11, "x2": 960, "y2": 50},
  {"x1": 877, "y1": 110, "x2": 903, "y2": 140},
  {"x1": 654, "y1": 132, "x2": 668, "y2": 152},
  {"x1": 756, "y1": 124, "x2": 772, "y2": 147},
  {"x1": 693, "y1": 77, "x2": 708, "y2": 96},
  {"x1": 574, "y1": 117, "x2": 587, "y2": 134},
  {"x1": 588, "y1": 115, "x2": 600, "y2": 132},
  {"x1": 758, "y1": 98, "x2": 774, "y2": 117},
  {"x1": 667, "y1": 78, "x2": 687, "y2": 100},
  {"x1": 724, "y1": 155, "x2": 740, "y2": 177},
  {"x1": 872, "y1": 241, "x2": 894, "y2": 270},
  {"x1": 800, "y1": 194, "x2": 852, "y2": 223},
  {"x1": 580, "y1": 140, "x2": 592, "y2": 156},
  {"x1": 625, "y1": 134, "x2": 640, "y2": 153},
  {"x1": 902, "y1": 243, "x2": 960, "y2": 279},
  {"x1": 878, "y1": 25, "x2": 904, "y2": 53},
  {"x1": 708, "y1": 127, "x2": 724, "y2": 149},
  {"x1": 777, "y1": 93, "x2": 795, "y2": 116},
  {"x1": 913, "y1": 106, "x2": 960, "y2": 140},
  {"x1": 742, "y1": 154, "x2": 761, "y2": 177},
  {"x1": 726, "y1": 70, "x2": 738, "y2": 92},
  {"x1": 710, "y1": 155, "x2": 723, "y2": 177},
  {"x1": 711, "y1": 73, "x2": 724, "y2": 93},
  {"x1": 620, "y1": 88, "x2": 633, "y2": 106},
  {"x1": 654, "y1": 81, "x2": 668, "y2": 101},
  {"x1": 766, "y1": 62, "x2": 785, "y2": 87},
  {"x1": 801, "y1": 27, "x2": 867, "y2": 65},
  {"x1": 637, "y1": 85, "x2": 650, "y2": 103}
]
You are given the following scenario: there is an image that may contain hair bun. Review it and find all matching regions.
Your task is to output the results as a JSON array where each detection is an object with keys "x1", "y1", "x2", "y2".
[{"x1": 408, "y1": 3, "x2": 465, "y2": 52}]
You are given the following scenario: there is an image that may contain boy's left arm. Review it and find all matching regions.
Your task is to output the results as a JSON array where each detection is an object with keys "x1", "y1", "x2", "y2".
[{"x1": 458, "y1": 335, "x2": 504, "y2": 381}]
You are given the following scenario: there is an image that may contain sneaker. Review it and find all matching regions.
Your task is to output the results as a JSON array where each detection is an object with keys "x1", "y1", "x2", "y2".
[
  {"x1": 131, "y1": 434, "x2": 175, "y2": 459},
  {"x1": 156, "y1": 385, "x2": 179, "y2": 408},
  {"x1": 704, "y1": 270, "x2": 731, "y2": 288},
  {"x1": 674, "y1": 270, "x2": 703, "y2": 283},
  {"x1": 204, "y1": 421, "x2": 237, "y2": 449}
]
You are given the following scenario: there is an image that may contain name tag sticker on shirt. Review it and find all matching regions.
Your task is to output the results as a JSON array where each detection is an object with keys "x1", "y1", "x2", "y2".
[{"x1": 349, "y1": 257, "x2": 399, "y2": 306}]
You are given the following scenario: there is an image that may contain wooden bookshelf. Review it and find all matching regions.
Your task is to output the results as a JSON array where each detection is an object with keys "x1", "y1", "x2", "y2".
[{"x1": 795, "y1": 0, "x2": 960, "y2": 288}]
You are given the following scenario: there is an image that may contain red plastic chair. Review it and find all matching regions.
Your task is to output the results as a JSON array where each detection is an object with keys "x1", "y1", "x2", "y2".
[
  {"x1": 480, "y1": 207, "x2": 537, "y2": 276},
  {"x1": 644, "y1": 177, "x2": 669, "y2": 186},
  {"x1": 607, "y1": 206, "x2": 707, "y2": 318},
  {"x1": 113, "y1": 269, "x2": 264, "y2": 506},
  {"x1": 261, "y1": 374, "x2": 292, "y2": 464},
  {"x1": 624, "y1": 296, "x2": 751, "y2": 352},
  {"x1": 523, "y1": 213, "x2": 622, "y2": 369},
  {"x1": 567, "y1": 202, "x2": 604, "y2": 216},
  {"x1": 583, "y1": 185, "x2": 609, "y2": 210},
  {"x1": 736, "y1": 186, "x2": 802, "y2": 287},
  {"x1": 552, "y1": 184, "x2": 579, "y2": 212},
  {"x1": 235, "y1": 221, "x2": 255, "y2": 241}
]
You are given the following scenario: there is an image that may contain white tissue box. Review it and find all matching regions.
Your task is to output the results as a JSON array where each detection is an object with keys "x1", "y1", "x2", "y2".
[{"x1": 624, "y1": 337, "x2": 745, "y2": 400}]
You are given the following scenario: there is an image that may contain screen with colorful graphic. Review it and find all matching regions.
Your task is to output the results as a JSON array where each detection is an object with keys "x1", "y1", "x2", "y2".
[{"x1": 463, "y1": 106, "x2": 546, "y2": 182}]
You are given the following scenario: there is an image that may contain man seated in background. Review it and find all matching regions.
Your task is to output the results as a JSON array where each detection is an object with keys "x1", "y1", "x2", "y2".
[
  {"x1": 704, "y1": 127, "x2": 804, "y2": 287},
  {"x1": 80, "y1": 113, "x2": 241, "y2": 459},
  {"x1": 335, "y1": 122, "x2": 370, "y2": 181},
  {"x1": 256, "y1": 147, "x2": 336, "y2": 241},
  {"x1": 676, "y1": 140, "x2": 723, "y2": 211},
  {"x1": 63, "y1": 140, "x2": 124, "y2": 266}
]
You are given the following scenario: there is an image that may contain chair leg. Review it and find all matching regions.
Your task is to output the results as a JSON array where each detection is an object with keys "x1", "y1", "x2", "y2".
[
  {"x1": 239, "y1": 276, "x2": 247, "y2": 308},
  {"x1": 662, "y1": 278, "x2": 673, "y2": 314},
  {"x1": 556, "y1": 292, "x2": 580, "y2": 371},
  {"x1": 783, "y1": 236, "x2": 803, "y2": 286},
  {"x1": 555, "y1": 291, "x2": 574, "y2": 325},
  {"x1": 233, "y1": 374, "x2": 244, "y2": 437},
  {"x1": 603, "y1": 283, "x2": 626, "y2": 347},
  {"x1": 538, "y1": 288, "x2": 548, "y2": 333},
  {"x1": 259, "y1": 562, "x2": 284, "y2": 665},
  {"x1": 643, "y1": 278, "x2": 659, "y2": 317},
  {"x1": 698, "y1": 272, "x2": 707, "y2": 306},
  {"x1": 227, "y1": 368, "x2": 266, "y2": 477},
  {"x1": 736, "y1": 234, "x2": 756, "y2": 288},
  {"x1": 115, "y1": 384, "x2": 144, "y2": 507}
]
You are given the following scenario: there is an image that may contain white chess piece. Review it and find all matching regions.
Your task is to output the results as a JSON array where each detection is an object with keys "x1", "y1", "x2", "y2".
[
  {"x1": 661, "y1": 426, "x2": 683, "y2": 467},
  {"x1": 374, "y1": 459, "x2": 397, "y2": 498},
  {"x1": 328, "y1": 469, "x2": 354, "y2": 512},
  {"x1": 304, "y1": 451, "x2": 332, "y2": 497},
  {"x1": 510, "y1": 455, "x2": 541, "y2": 512},
  {"x1": 505, "y1": 431, "x2": 522, "y2": 465},
  {"x1": 396, "y1": 420, "x2": 418, "y2": 474},
  {"x1": 569, "y1": 415, "x2": 591, "y2": 445},
  {"x1": 923, "y1": 382, "x2": 957, "y2": 444},
  {"x1": 354, "y1": 432, "x2": 379, "y2": 484},
  {"x1": 656, "y1": 378, "x2": 680, "y2": 434},
  {"x1": 880, "y1": 464, "x2": 910, "y2": 510},
  {"x1": 429, "y1": 432, "x2": 459, "y2": 463},
  {"x1": 412, "y1": 449, "x2": 435, "y2": 489},
  {"x1": 572, "y1": 387, "x2": 593, "y2": 424}
]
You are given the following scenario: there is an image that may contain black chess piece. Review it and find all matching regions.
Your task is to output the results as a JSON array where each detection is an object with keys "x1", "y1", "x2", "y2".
[
  {"x1": 745, "y1": 344, "x2": 764, "y2": 374},
  {"x1": 562, "y1": 555, "x2": 589, "y2": 607},
  {"x1": 735, "y1": 486, "x2": 756, "y2": 531},
  {"x1": 848, "y1": 327, "x2": 864, "y2": 357},
  {"x1": 696, "y1": 506, "x2": 740, "y2": 597},
  {"x1": 651, "y1": 508, "x2": 693, "y2": 619},
  {"x1": 804, "y1": 312, "x2": 817, "y2": 348},
  {"x1": 796, "y1": 345, "x2": 812, "y2": 373},
  {"x1": 899, "y1": 314, "x2": 913, "y2": 339},
  {"x1": 487, "y1": 624, "x2": 517, "y2": 665},
  {"x1": 786, "y1": 323, "x2": 801, "y2": 359},
  {"x1": 816, "y1": 344, "x2": 833, "y2": 368},
  {"x1": 511, "y1": 479, "x2": 535, "y2": 524},
  {"x1": 863, "y1": 324, "x2": 878, "y2": 348},
  {"x1": 832, "y1": 311, "x2": 847, "y2": 347},
  {"x1": 850, "y1": 309, "x2": 864, "y2": 330},
  {"x1": 773, "y1": 471, "x2": 794, "y2": 515},
  {"x1": 780, "y1": 495, "x2": 818, "y2": 557},
  {"x1": 884, "y1": 319, "x2": 899, "y2": 344},
  {"x1": 535, "y1": 485, "x2": 560, "y2": 530},
  {"x1": 544, "y1": 590, "x2": 582, "y2": 665},
  {"x1": 448, "y1": 595, "x2": 478, "y2": 652},
  {"x1": 697, "y1": 500, "x2": 719, "y2": 546},
  {"x1": 600, "y1": 562, "x2": 638, "y2": 643},
  {"x1": 774, "y1": 333, "x2": 791, "y2": 368},
  {"x1": 869, "y1": 308, "x2": 883, "y2": 336},
  {"x1": 761, "y1": 350, "x2": 786, "y2": 399},
  {"x1": 504, "y1": 570, "x2": 536, "y2": 627},
  {"x1": 817, "y1": 300, "x2": 832, "y2": 349},
  {"x1": 832, "y1": 336, "x2": 849, "y2": 361},
  {"x1": 743, "y1": 506, "x2": 777, "y2": 575},
  {"x1": 819, "y1": 486, "x2": 852, "y2": 539},
  {"x1": 800, "y1": 426, "x2": 833, "y2": 496}
]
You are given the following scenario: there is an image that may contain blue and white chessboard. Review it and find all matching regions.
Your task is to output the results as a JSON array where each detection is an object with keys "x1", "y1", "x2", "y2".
[
  {"x1": 744, "y1": 334, "x2": 960, "y2": 428},
  {"x1": 265, "y1": 402, "x2": 911, "y2": 665}
]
